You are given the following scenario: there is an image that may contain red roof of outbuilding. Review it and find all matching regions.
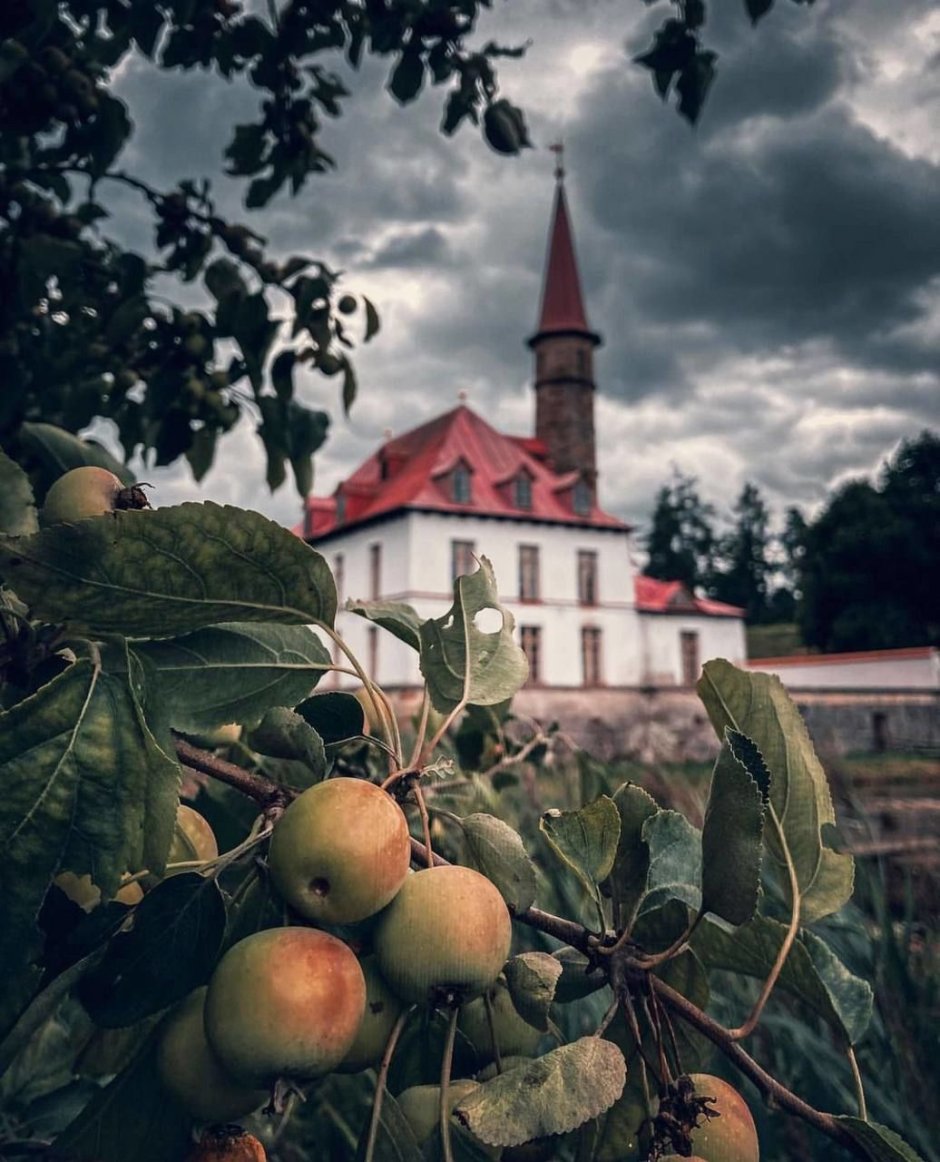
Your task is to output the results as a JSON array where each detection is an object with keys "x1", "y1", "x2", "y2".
[
  {"x1": 531, "y1": 181, "x2": 596, "y2": 340},
  {"x1": 635, "y1": 575, "x2": 745, "y2": 618},
  {"x1": 294, "y1": 404, "x2": 628, "y2": 541}
]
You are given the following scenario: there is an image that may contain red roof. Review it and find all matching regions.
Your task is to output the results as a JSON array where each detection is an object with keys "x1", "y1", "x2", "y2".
[
  {"x1": 635, "y1": 575, "x2": 745, "y2": 618},
  {"x1": 532, "y1": 181, "x2": 595, "y2": 339},
  {"x1": 295, "y1": 404, "x2": 628, "y2": 540},
  {"x1": 748, "y1": 645, "x2": 937, "y2": 667}
]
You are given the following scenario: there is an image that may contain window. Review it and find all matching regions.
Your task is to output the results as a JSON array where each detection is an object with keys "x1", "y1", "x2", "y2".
[
  {"x1": 334, "y1": 553, "x2": 345, "y2": 605},
  {"x1": 453, "y1": 463, "x2": 472, "y2": 504},
  {"x1": 335, "y1": 493, "x2": 346, "y2": 525},
  {"x1": 680, "y1": 630, "x2": 700, "y2": 687},
  {"x1": 581, "y1": 627, "x2": 603, "y2": 687},
  {"x1": 577, "y1": 550, "x2": 598, "y2": 606},
  {"x1": 452, "y1": 539, "x2": 476, "y2": 582},
  {"x1": 514, "y1": 474, "x2": 533, "y2": 510},
  {"x1": 573, "y1": 479, "x2": 592, "y2": 517},
  {"x1": 520, "y1": 626, "x2": 542, "y2": 684},
  {"x1": 369, "y1": 543, "x2": 381, "y2": 600},
  {"x1": 518, "y1": 544, "x2": 540, "y2": 602}
]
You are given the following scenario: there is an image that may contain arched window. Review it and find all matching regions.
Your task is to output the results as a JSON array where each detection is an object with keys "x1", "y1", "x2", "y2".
[
  {"x1": 453, "y1": 463, "x2": 472, "y2": 503},
  {"x1": 573, "y1": 479, "x2": 592, "y2": 517}
]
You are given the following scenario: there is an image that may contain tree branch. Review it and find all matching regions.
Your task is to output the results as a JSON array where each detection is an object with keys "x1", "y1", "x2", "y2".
[{"x1": 174, "y1": 735, "x2": 292, "y2": 807}]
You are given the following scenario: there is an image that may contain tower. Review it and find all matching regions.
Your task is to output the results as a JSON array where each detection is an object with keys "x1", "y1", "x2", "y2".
[{"x1": 527, "y1": 146, "x2": 602, "y2": 492}]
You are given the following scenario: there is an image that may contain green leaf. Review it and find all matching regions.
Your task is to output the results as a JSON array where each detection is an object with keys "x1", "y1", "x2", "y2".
[
  {"x1": 459, "y1": 813, "x2": 537, "y2": 914},
  {"x1": 503, "y1": 952, "x2": 562, "y2": 1032},
  {"x1": 603, "y1": 782, "x2": 659, "y2": 929},
  {"x1": 837, "y1": 1118, "x2": 927, "y2": 1162},
  {"x1": 342, "y1": 357, "x2": 357, "y2": 415},
  {"x1": 55, "y1": 1032, "x2": 191, "y2": 1162},
  {"x1": 454, "y1": 1037, "x2": 626, "y2": 1147},
  {"x1": 692, "y1": 914, "x2": 873, "y2": 1045},
  {"x1": 638, "y1": 810, "x2": 701, "y2": 916},
  {"x1": 700, "y1": 729, "x2": 765, "y2": 926},
  {"x1": 18, "y1": 422, "x2": 134, "y2": 488},
  {"x1": 540, "y1": 796, "x2": 621, "y2": 902},
  {"x1": 348, "y1": 598, "x2": 423, "y2": 651},
  {"x1": 0, "y1": 502, "x2": 337, "y2": 638},
  {"x1": 697, "y1": 660, "x2": 854, "y2": 924},
  {"x1": 78, "y1": 873, "x2": 226, "y2": 1028},
  {"x1": 0, "y1": 653, "x2": 179, "y2": 1037},
  {"x1": 133, "y1": 622, "x2": 331, "y2": 732},
  {"x1": 249, "y1": 706, "x2": 327, "y2": 784},
  {"x1": 0, "y1": 449, "x2": 38, "y2": 536},
  {"x1": 654, "y1": 948, "x2": 711, "y2": 1068},
  {"x1": 295, "y1": 690, "x2": 366, "y2": 746},
  {"x1": 363, "y1": 295, "x2": 381, "y2": 341},
  {"x1": 551, "y1": 947, "x2": 607, "y2": 1004},
  {"x1": 205, "y1": 256, "x2": 248, "y2": 301},
  {"x1": 418, "y1": 556, "x2": 528, "y2": 713},
  {"x1": 388, "y1": 48, "x2": 425, "y2": 103}
]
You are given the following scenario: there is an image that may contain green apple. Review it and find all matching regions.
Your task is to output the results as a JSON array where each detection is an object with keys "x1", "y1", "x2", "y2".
[
  {"x1": 267, "y1": 777, "x2": 410, "y2": 924},
  {"x1": 168, "y1": 804, "x2": 219, "y2": 865},
  {"x1": 373, "y1": 865, "x2": 512, "y2": 1004},
  {"x1": 688, "y1": 1074, "x2": 760, "y2": 1162},
  {"x1": 40, "y1": 466, "x2": 123, "y2": 525},
  {"x1": 397, "y1": 1081, "x2": 480, "y2": 1146},
  {"x1": 204, "y1": 927, "x2": 366, "y2": 1086},
  {"x1": 459, "y1": 978, "x2": 542, "y2": 1063},
  {"x1": 336, "y1": 956, "x2": 404, "y2": 1073},
  {"x1": 54, "y1": 870, "x2": 142, "y2": 909},
  {"x1": 156, "y1": 987, "x2": 265, "y2": 1123}
]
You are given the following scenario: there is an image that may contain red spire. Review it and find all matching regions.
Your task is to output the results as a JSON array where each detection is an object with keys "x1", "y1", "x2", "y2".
[{"x1": 532, "y1": 163, "x2": 593, "y2": 338}]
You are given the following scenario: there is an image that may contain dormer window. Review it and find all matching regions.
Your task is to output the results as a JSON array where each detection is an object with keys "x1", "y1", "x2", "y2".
[
  {"x1": 453, "y1": 463, "x2": 472, "y2": 504},
  {"x1": 335, "y1": 493, "x2": 346, "y2": 525},
  {"x1": 573, "y1": 479, "x2": 592, "y2": 517},
  {"x1": 514, "y1": 473, "x2": 533, "y2": 511}
]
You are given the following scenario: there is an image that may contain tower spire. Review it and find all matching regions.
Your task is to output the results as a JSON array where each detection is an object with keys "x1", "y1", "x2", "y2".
[{"x1": 527, "y1": 150, "x2": 602, "y2": 493}]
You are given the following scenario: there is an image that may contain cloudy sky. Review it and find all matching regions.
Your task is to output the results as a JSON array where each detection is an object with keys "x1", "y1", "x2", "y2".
[{"x1": 104, "y1": 0, "x2": 940, "y2": 537}]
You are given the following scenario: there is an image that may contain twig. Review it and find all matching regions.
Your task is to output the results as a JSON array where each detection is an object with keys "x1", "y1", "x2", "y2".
[
  {"x1": 174, "y1": 738, "x2": 291, "y2": 806},
  {"x1": 363, "y1": 1006, "x2": 415, "y2": 1162},
  {"x1": 439, "y1": 1006, "x2": 460, "y2": 1162}
]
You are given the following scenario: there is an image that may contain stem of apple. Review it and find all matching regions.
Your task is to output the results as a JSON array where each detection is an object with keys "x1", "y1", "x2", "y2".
[
  {"x1": 439, "y1": 1005, "x2": 460, "y2": 1162},
  {"x1": 363, "y1": 1005, "x2": 415, "y2": 1162}
]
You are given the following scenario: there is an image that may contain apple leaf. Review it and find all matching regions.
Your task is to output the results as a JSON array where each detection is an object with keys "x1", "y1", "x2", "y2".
[
  {"x1": 692, "y1": 914, "x2": 873, "y2": 1045},
  {"x1": 539, "y1": 796, "x2": 621, "y2": 901},
  {"x1": 454, "y1": 1037, "x2": 626, "y2": 1146},
  {"x1": 551, "y1": 947, "x2": 607, "y2": 1004},
  {"x1": 697, "y1": 659, "x2": 854, "y2": 924},
  {"x1": 17, "y1": 420, "x2": 135, "y2": 487},
  {"x1": 249, "y1": 707, "x2": 328, "y2": 784},
  {"x1": 0, "y1": 652, "x2": 179, "y2": 1038},
  {"x1": 700, "y1": 728, "x2": 765, "y2": 926},
  {"x1": 654, "y1": 948, "x2": 711, "y2": 1068},
  {"x1": 133, "y1": 622, "x2": 331, "y2": 732},
  {"x1": 836, "y1": 1119, "x2": 927, "y2": 1162},
  {"x1": 418, "y1": 556, "x2": 528, "y2": 712},
  {"x1": 459, "y1": 813, "x2": 537, "y2": 914},
  {"x1": 295, "y1": 690, "x2": 367, "y2": 746},
  {"x1": 0, "y1": 449, "x2": 38, "y2": 536},
  {"x1": 638, "y1": 810, "x2": 702, "y2": 917},
  {"x1": 54, "y1": 1032, "x2": 191, "y2": 1162},
  {"x1": 79, "y1": 873, "x2": 226, "y2": 1028},
  {"x1": 0, "y1": 501, "x2": 337, "y2": 638},
  {"x1": 504, "y1": 952, "x2": 563, "y2": 1031},
  {"x1": 347, "y1": 597, "x2": 423, "y2": 651},
  {"x1": 603, "y1": 782, "x2": 660, "y2": 929}
]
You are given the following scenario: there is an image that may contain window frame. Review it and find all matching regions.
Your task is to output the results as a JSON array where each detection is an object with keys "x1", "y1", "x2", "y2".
[
  {"x1": 520, "y1": 625, "x2": 542, "y2": 685},
  {"x1": 581, "y1": 625, "x2": 603, "y2": 687},
  {"x1": 577, "y1": 549, "x2": 598, "y2": 606},
  {"x1": 451, "y1": 539, "x2": 476, "y2": 583},
  {"x1": 518, "y1": 543, "x2": 541, "y2": 602}
]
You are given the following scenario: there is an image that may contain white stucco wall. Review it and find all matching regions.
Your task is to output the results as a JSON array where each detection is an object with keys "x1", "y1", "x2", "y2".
[
  {"x1": 311, "y1": 510, "x2": 746, "y2": 691},
  {"x1": 746, "y1": 650, "x2": 939, "y2": 690}
]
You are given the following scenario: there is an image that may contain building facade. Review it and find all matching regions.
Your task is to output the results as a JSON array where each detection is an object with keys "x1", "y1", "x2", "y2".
[{"x1": 296, "y1": 166, "x2": 746, "y2": 692}]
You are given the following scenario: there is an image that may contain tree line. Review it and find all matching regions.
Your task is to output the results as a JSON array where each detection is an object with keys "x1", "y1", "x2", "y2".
[{"x1": 642, "y1": 429, "x2": 940, "y2": 654}]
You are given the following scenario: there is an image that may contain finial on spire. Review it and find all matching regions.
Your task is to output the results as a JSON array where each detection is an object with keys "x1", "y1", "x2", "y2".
[
  {"x1": 383, "y1": 428, "x2": 392, "y2": 441},
  {"x1": 549, "y1": 141, "x2": 565, "y2": 182},
  {"x1": 457, "y1": 390, "x2": 468, "y2": 404}
]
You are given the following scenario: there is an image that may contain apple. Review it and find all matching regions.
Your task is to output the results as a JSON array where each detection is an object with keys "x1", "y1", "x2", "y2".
[
  {"x1": 53, "y1": 870, "x2": 143, "y2": 910},
  {"x1": 204, "y1": 926, "x2": 366, "y2": 1086},
  {"x1": 168, "y1": 804, "x2": 219, "y2": 865},
  {"x1": 397, "y1": 1081, "x2": 481, "y2": 1146},
  {"x1": 459, "y1": 978, "x2": 542, "y2": 1063},
  {"x1": 156, "y1": 987, "x2": 265, "y2": 1123},
  {"x1": 39, "y1": 466, "x2": 124, "y2": 525},
  {"x1": 185, "y1": 1125, "x2": 267, "y2": 1162},
  {"x1": 688, "y1": 1074, "x2": 760, "y2": 1162},
  {"x1": 336, "y1": 956, "x2": 404, "y2": 1073},
  {"x1": 267, "y1": 777, "x2": 410, "y2": 925},
  {"x1": 373, "y1": 865, "x2": 512, "y2": 1004}
]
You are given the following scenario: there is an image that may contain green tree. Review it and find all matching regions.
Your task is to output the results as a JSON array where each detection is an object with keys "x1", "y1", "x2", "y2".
[
  {"x1": 644, "y1": 467, "x2": 717, "y2": 592},
  {"x1": 798, "y1": 431, "x2": 940, "y2": 652},
  {"x1": 711, "y1": 481, "x2": 772, "y2": 623}
]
